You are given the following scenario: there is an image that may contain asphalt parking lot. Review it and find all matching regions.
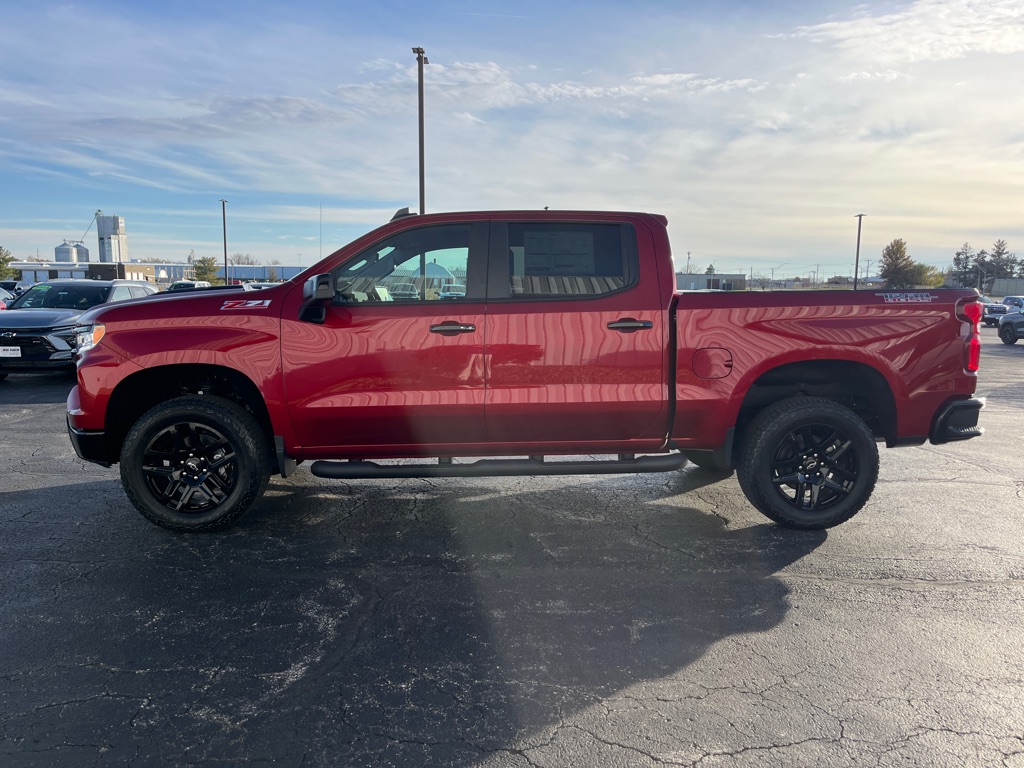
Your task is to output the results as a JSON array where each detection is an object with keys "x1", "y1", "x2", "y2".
[{"x1": 1, "y1": 330, "x2": 1022, "y2": 767}]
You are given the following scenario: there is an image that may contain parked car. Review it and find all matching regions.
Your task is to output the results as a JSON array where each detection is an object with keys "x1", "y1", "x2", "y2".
[
  {"x1": 998, "y1": 306, "x2": 1024, "y2": 345},
  {"x1": 0, "y1": 279, "x2": 159, "y2": 380},
  {"x1": 387, "y1": 281, "x2": 419, "y2": 299},
  {"x1": 439, "y1": 283, "x2": 466, "y2": 299},
  {"x1": 0, "y1": 287, "x2": 14, "y2": 310},
  {"x1": 983, "y1": 302, "x2": 1007, "y2": 326},
  {"x1": 166, "y1": 280, "x2": 212, "y2": 292},
  {"x1": 0, "y1": 280, "x2": 34, "y2": 296},
  {"x1": 982, "y1": 295, "x2": 1024, "y2": 326},
  {"x1": 1002, "y1": 295, "x2": 1024, "y2": 311}
]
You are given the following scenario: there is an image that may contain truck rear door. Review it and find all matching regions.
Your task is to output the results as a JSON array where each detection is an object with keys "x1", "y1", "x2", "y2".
[{"x1": 483, "y1": 217, "x2": 670, "y2": 448}]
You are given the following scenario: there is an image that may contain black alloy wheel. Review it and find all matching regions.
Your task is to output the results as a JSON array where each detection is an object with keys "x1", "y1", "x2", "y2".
[
  {"x1": 738, "y1": 397, "x2": 878, "y2": 529},
  {"x1": 999, "y1": 323, "x2": 1018, "y2": 345},
  {"x1": 120, "y1": 396, "x2": 269, "y2": 531}
]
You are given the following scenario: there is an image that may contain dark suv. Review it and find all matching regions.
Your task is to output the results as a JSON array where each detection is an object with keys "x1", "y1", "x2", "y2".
[
  {"x1": 0, "y1": 279, "x2": 158, "y2": 379},
  {"x1": 998, "y1": 303, "x2": 1024, "y2": 345}
]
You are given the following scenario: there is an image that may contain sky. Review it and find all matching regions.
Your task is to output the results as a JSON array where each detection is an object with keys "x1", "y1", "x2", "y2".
[{"x1": 1, "y1": 0, "x2": 1022, "y2": 282}]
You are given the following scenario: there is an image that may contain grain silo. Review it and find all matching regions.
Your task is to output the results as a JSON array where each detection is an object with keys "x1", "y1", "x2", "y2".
[{"x1": 55, "y1": 240, "x2": 90, "y2": 262}]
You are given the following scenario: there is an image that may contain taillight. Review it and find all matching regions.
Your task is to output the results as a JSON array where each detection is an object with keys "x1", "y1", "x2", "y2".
[
  {"x1": 961, "y1": 300, "x2": 982, "y2": 326},
  {"x1": 957, "y1": 298, "x2": 981, "y2": 373}
]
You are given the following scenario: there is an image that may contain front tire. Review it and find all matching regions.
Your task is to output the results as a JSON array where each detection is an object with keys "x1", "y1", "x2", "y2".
[
  {"x1": 120, "y1": 396, "x2": 270, "y2": 531},
  {"x1": 999, "y1": 323, "x2": 1018, "y2": 345},
  {"x1": 737, "y1": 397, "x2": 878, "y2": 529}
]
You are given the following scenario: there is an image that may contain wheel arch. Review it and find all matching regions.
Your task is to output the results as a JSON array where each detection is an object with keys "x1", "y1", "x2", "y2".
[
  {"x1": 105, "y1": 364, "x2": 277, "y2": 470},
  {"x1": 732, "y1": 359, "x2": 897, "y2": 455}
]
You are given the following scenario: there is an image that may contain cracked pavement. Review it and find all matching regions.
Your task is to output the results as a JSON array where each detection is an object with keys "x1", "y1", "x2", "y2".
[{"x1": 1, "y1": 332, "x2": 1022, "y2": 767}]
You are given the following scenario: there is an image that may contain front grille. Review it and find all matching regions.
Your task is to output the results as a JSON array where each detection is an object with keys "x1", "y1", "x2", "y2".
[{"x1": 0, "y1": 333, "x2": 58, "y2": 355}]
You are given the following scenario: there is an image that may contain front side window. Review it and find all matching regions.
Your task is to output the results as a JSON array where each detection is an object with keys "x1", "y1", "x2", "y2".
[
  {"x1": 332, "y1": 224, "x2": 472, "y2": 304},
  {"x1": 506, "y1": 222, "x2": 637, "y2": 298}
]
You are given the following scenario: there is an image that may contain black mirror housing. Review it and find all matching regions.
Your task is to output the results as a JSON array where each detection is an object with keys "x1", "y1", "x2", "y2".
[{"x1": 303, "y1": 274, "x2": 333, "y2": 302}]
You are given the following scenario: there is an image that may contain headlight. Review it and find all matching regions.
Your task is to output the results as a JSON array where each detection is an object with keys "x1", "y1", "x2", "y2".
[
  {"x1": 75, "y1": 324, "x2": 106, "y2": 354},
  {"x1": 48, "y1": 325, "x2": 79, "y2": 349}
]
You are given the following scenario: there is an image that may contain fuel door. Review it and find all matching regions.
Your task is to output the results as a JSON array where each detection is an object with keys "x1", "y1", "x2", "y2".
[{"x1": 692, "y1": 347, "x2": 733, "y2": 380}]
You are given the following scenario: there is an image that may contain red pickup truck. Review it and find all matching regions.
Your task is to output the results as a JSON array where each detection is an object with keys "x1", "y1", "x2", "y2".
[{"x1": 66, "y1": 210, "x2": 984, "y2": 532}]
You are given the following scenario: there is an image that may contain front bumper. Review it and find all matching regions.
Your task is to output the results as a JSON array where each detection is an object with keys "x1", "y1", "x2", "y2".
[
  {"x1": 929, "y1": 397, "x2": 984, "y2": 444},
  {"x1": 67, "y1": 414, "x2": 111, "y2": 467},
  {"x1": 0, "y1": 357, "x2": 75, "y2": 373}
]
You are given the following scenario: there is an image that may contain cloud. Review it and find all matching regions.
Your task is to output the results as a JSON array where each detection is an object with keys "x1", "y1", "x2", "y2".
[{"x1": 789, "y1": 0, "x2": 1024, "y2": 67}]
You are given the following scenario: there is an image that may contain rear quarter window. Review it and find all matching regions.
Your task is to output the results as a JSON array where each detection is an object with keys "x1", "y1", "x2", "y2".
[{"x1": 505, "y1": 222, "x2": 638, "y2": 299}]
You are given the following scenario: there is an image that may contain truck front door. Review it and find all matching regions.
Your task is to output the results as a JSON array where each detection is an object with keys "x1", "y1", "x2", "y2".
[{"x1": 283, "y1": 222, "x2": 489, "y2": 454}]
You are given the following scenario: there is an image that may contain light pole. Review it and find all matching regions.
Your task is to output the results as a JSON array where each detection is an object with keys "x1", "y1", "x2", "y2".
[
  {"x1": 412, "y1": 47, "x2": 428, "y2": 215},
  {"x1": 220, "y1": 199, "x2": 228, "y2": 285},
  {"x1": 771, "y1": 263, "x2": 788, "y2": 291},
  {"x1": 853, "y1": 213, "x2": 865, "y2": 290}
]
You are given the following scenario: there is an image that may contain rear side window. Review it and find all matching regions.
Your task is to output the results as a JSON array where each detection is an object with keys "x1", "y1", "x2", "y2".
[{"x1": 506, "y1": 222, "x2": 637, "y2": 298}]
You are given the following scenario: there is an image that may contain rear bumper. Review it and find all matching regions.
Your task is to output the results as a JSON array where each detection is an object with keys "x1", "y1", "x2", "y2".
[{"x1": 929, "y1": 397, "x2": 984, "y2": 444}]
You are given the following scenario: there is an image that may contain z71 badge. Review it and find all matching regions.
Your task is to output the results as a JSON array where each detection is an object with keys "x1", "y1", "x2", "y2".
[{"x1": 221, "y1": 299, "x2": 272, "y2": 310}]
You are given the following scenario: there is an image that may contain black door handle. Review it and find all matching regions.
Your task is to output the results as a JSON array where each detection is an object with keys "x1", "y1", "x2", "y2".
[
  {"x1": 607, "y1": 318, "x2": 653, "y2": 333},
  {"x1": 430, "y1": 322, "x2": 477, "y2": 336}
]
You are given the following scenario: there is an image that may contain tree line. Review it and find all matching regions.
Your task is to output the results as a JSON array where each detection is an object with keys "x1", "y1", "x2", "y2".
[
  {"x1": 878, "y1": 238, "x2": 1017, "y2": 291},
  {"x1": 949, "y1": 240, "x2": 1019, "y2": 292}
]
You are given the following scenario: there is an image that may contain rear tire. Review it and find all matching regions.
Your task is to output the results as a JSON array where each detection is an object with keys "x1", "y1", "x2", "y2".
[
  {"x1": 120, "y1": 396, "x2": 269, "y2": 531},
  {"x1": 999, "y1": 323, "x2": 1018, "y2": 345},
  {"x1": 737, "y1": 397, "x2": 878, "y2": 529}
]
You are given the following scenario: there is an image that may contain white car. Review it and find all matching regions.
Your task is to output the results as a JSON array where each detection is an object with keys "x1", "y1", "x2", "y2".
[
  {"x1": 166, "y1": 280, "x2": 212, "y2": 292},
  {"x1": 439, "y1": 283, "x2": 466, "y2": 299}
]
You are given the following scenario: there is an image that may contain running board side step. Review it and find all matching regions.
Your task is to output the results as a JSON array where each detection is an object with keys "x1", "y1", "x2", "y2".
[{"x1": 310, "y1": 452, "x2": 688, "y2": 479}]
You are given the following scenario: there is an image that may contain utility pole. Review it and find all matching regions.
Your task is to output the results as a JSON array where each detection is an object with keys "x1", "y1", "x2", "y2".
[
  {"x1": 413, "y1": 47, "x2": 428, "y2": 215},
  {"x1": 853, "y1": 213, "x2": 865, "y2": 290},
  {"x1": 220, "y1": 199, "x2": 228, "y2": 285}
]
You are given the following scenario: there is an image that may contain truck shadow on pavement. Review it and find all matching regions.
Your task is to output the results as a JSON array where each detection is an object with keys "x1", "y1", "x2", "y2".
[{"x1": 1, "y1": 472, "x2": 825, "y2": 766}]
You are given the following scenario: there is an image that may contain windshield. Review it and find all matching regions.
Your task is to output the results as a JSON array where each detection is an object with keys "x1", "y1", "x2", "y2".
[{"x1": 9, "y1": 283, "x2": 110, "y2": 310}]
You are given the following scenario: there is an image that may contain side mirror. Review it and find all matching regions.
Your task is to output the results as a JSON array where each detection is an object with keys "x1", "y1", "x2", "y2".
[
  {"x1": 303, "y1": 274, "x2": 334, "y2": 302},
  {"x1": 300, "y1": 273, "x2": 333, "y2": 324}
]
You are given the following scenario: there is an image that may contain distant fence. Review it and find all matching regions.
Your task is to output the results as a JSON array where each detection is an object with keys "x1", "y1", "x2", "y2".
[{"x1": 991, "y1": 278, "x2": 1024, "y2": 297}]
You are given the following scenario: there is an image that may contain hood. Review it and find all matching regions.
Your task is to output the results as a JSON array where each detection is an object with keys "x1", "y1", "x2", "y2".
[{"x1": 0, "y1": 308, "x2": 83, "y2": 329}]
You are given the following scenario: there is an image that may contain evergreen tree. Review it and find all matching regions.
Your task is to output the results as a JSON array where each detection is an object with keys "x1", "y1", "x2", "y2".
[
  {"x1": 988, "y1": 239, "x2": 1017, "y2": 285},
  {"x1": 879, "y1": 239, "x2": 917, "y2": 288},
  {"x1": 952, "y1": 243, "x2": 975, "y2": 288},
  {"x1": 192, "y1": 255, "x2": 221, "y2": 283}
]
